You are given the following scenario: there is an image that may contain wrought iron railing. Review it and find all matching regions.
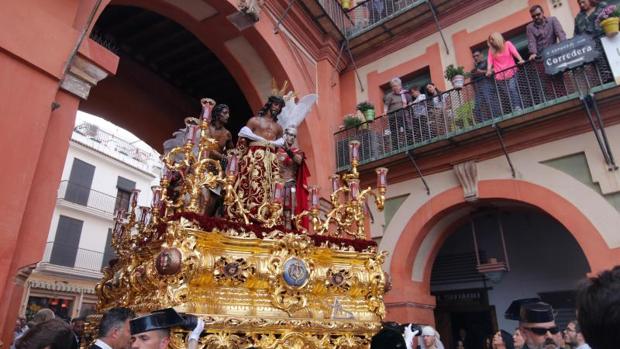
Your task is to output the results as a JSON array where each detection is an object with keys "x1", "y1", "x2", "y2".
[
  {"x1": 57, "y1": 180, "x2": 118, "y2": 215},
  {"x1": 346, "y1": 0, "x2": 427, "y2": 37},
  {"x1": 335, "y1": 59, "x2": 615, "y2": 171},
  {"x1": 42, "y1": 242, "x2": 106, "y2": 272},
  {"x1": 314, "y1": 0, "x2": 356, "y2": 37}
]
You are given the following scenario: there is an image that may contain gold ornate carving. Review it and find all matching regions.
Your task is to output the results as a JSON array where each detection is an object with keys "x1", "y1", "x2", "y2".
[
  {"x1": 90, "y1": 100, "x2": 389, "y2": 348},
  {"x1": 213, "y1": 256, "x2": 255, "y2": 285}
]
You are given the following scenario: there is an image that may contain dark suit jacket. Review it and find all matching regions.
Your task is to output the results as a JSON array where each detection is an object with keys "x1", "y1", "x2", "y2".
[{"x1": 88, "y1": 344, "x2": 104, "y2": 349}]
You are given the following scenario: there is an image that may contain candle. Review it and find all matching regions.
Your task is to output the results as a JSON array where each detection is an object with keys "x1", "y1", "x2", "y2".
[
  {"x1": 349, "y1": 140, "x2": 360, "y2": 162},
  {"x1": 115, "y1": 209, "x2": 125, "y2": 222},
  {"x1": 330, "y1": 174, "x2": 340, "y2": 193},
  {"x1": 186, "y1": 125, "x2": 199, "y2": 144},
  {"x1": 130, "y1": 189, "x2": 141, "y2": 208},
  {"x1": 140, "y1": 207, "x2": 151, "y2": 226},
  {"x1": 151, "y1": 186, "x2": 162, "y2": 208},
  {"x1": 201, "y1": 98, "x2": 215, "y2": 122},
  {"x1": 201, "y1": 104, "x2": 212, "y2": 122},
  {"x1": 226, "y1": 153, "x2": 239, "y2": 176},
  {"x1": 309, "y1": 185, "x2": 320, "y2": 209},
  {"x1": 349, "y1": 179, "x2": 360, "y2": 200},
  {"x1": 113, "y1": 220, "x2": 123, "y2": 237},
  {"x1": 273, "y1": 182, "x2": 285, "y2": 204},
  {"x1": 376, "y1": 167, "x2": 388, "y2": 188}
]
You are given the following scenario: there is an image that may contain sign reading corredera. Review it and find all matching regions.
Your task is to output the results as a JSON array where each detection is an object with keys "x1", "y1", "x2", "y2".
[{"x1": 542, "y1": 35, "x2": 600, "y2": 75}]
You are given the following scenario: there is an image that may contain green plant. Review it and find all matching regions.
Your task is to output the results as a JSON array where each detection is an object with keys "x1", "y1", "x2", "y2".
[
  {"x1": 343, "y1": 114, "x2": 363, "y2": 129},
  {"x1": 444, "y1": 64, "x2": 469, "y2": 81},
  {"x1": 356, "y1": 101, "x2": 375, "y2": 112}
]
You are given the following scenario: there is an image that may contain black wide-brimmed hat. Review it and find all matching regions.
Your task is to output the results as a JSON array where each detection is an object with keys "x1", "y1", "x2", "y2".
[
  {"x1": 371, "y1": 325, "x2": 407, "y2": 349},
  {"x1": 505, "y1": 298, "x2": 541, "y2": 320},
  {"x1": 130, "y1": 308, "x2": 184, "y2": 335},
  {"x1": 520, "y1": 301, "x2": 555, "y2": 323}
]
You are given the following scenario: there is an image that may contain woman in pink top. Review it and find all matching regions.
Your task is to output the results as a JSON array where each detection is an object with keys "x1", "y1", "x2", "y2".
[{"x1": 485, "y1": 32, "x2": 525, "y2": 112}]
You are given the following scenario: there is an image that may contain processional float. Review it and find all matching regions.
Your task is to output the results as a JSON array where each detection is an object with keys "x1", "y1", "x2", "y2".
[{"x1": 89, "y1": 97, "x2": 390, "y2": 349}]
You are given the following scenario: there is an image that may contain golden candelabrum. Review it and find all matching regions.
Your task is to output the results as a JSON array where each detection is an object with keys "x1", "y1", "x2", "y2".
[
  {"x1": 294, "y1": 140, "x2": 388, "y2": 240},
  {"x1": 92, "y1": 101, "x2": 390, "y2": 349}
]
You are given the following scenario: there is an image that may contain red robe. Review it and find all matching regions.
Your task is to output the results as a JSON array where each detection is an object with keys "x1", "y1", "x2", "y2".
[{"x1": 277, "y1": 147, "x2": 310, "y2": 228}]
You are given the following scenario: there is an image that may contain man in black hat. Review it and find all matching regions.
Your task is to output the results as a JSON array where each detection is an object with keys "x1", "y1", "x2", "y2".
[
  {"x1": 518, "y1": 302, "x2": 561, "y2": 349},
  {"x1": 129, "y1": 309, "x2": 203, "y2": 349}
]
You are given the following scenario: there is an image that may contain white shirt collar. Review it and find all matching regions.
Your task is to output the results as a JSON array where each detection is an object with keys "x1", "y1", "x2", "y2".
[{"x1": 95, "y1": 339, "x2": 113, "y2": 349}]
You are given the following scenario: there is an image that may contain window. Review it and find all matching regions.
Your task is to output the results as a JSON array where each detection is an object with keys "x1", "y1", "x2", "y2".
[
  {"x1": 114, "y1": 189, "x2": 131, "y2": 213},
  {"x1": 471, "y1": 25, "x2": 529, "y2": 63},
  {"x1": 381, "y1": 67, "x2": 432, "y2": 96},
  {"x1": 65, "y1": 158, "x2": 95, "y2": 206},
  {"x1": 101, "y1": 228, "x2": 117, "y2": 270},
  {"x1": 50, "y1": 215, "x2": 83, "y2": 268},
  {"x1": 114, "y1": 176, "x2": 136, "y2": 213}
]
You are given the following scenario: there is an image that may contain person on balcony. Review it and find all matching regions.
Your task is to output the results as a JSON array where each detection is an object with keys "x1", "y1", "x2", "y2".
[
  {"x1": 574, "y1": 0, "x2": 608, "y2": 37},
  {"x1": 486, "y1": 32, "x2": 525, "y2": 114},
  {"x1": 424, "y1": 82, "x2": 450, "y2": 138},
  {"x1": 527, "y1": 5, "x2": 567, "y2": 102},
  {"x1": 384, "y1": 77, "x2": 412, "y2": 113},
  {"x1": 471, "y1": 50, "x2": 500, "y2": 123},
  {"x1": 410, "y1": 86, "x2": 428, "y2": 143},
  {"x1": 527, "y1": 5, "x2": 566, "y2": 61},
  {"x1": 383, "y1": 77, "x2": 412, "y2": 151}
]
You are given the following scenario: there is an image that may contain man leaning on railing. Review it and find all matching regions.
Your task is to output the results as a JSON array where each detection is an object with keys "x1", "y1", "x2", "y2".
[{"x1": 527, "y1": 4, "x2": 568, "y2": 101}]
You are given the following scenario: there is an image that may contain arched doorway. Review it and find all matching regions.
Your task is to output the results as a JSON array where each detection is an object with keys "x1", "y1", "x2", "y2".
[
  {"x1": 429, "y1": 203, "x2": 589, "y2": 349},
  {"x1": 83, "y1": 4, "x2": 254, "y2": 147},
  {"x1": 385, "y1": 180, "x2": 620, "y2": 329}
]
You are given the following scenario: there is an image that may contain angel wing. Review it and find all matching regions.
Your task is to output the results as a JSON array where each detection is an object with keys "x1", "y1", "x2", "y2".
[
  {"x1": 277, "y1": 92, "x2": 298, "y2": 129},
  {"x1": 279, "y1": 94, "x2": 318, "y2": 129}
]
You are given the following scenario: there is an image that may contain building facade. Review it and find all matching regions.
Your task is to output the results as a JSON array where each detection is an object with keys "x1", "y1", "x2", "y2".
[
  {"x1": 1, "y1": 0, "x2": 620, "y2": 345},
  {"x1": 19, "y1": 121, "x2": 159, "y2": 321}
]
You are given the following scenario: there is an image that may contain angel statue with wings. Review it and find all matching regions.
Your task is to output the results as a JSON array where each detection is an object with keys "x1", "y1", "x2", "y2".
[{"x1": 276, "y1": 92, "x2": 317, "y2": 229}]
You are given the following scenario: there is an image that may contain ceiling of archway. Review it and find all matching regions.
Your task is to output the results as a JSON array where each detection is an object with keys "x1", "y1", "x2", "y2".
[{"x1": 90, "y1": 5, "x2": 252, "y2": 134}]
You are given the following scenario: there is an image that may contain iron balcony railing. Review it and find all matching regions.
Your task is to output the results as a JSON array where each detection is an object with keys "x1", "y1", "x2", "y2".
[
  {"x1": 314, "y1": 0, "x2": 428, "y2": 38},
  {"x1": 42, "y1": 242, "x2": 107, "y2": 272},
  {"x1": 57, "y1": 180, "x2": 118, "y2": 215},
  {"x1": 315, "y1": 0, "x2": 355, "y2": 37},
  {"x1": 346, "y1": 0, "x2": 427, "y2": 37},
  {"x1": 335, "y1": 58, "x2": 615, "y2": 171}
]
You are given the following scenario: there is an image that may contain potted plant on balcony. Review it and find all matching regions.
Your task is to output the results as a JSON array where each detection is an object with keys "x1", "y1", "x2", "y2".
[
  {"x1": 343, "y1": 113, "x2": 363, "y2": 129},
  {"x1": 596, "y1": 4, "x2": 620, "y2": 37},
  {"x1": 356, "y1": 101, "x2": 376, "y2": 121},
  {"x1": 444, "y1": 64, "x2": 469, "y2": 89}
]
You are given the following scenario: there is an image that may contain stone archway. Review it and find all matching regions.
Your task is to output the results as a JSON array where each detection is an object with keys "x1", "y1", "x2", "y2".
[
  {"x1": 81, "y1": 0, "x2": 333, "y2": 184},
  {"x1": 0, "y1": 0, "x2": 342, "y2": 341},
  {"x1": 385, "y1": 179, "x2": 620, "y2": 324}
]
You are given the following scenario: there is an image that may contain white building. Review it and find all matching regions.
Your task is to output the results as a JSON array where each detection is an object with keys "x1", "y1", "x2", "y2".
[{"x1": 19, "y1": 118, "x2": 160, "y2": 320}]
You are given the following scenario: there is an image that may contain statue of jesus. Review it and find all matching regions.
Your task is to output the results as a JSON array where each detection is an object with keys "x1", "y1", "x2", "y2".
[{"x1": 227, "y1": 95, "x2": 286, "y2": 224}]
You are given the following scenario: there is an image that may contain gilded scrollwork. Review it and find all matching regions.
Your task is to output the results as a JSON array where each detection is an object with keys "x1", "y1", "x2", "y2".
[
  {"x1": 89, "y1": 105, "x2": 389, "y2": 348},
  {"x1": 213, "y1": 256, "x2": 255, "y2": 285}
]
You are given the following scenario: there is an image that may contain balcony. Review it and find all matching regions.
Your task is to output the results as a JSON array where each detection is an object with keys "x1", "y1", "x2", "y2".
[
  {"x1": 335, "y1": 59, "x2": 616, "y2": 172},
  {"x1": 307, "y1": 0, "x2": 462, "y2": 55},
  {"x1": 57, "y1": 180, "x2": 118, "y2": 216},
  {"x1": 39, "y1": 242, "x2": 107, "y2": 278}
]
